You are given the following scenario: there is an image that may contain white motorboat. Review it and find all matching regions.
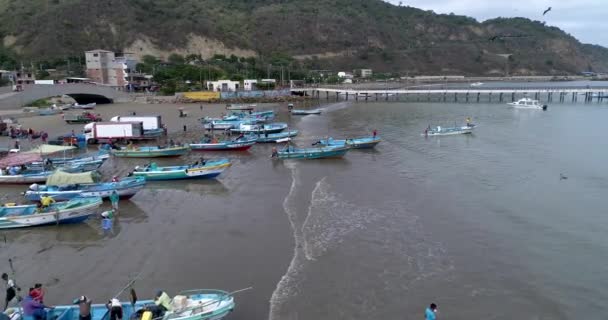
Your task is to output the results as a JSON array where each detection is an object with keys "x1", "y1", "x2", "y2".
[{"x1": 507, "y1": 98, "x2": 547, "y2": 110}]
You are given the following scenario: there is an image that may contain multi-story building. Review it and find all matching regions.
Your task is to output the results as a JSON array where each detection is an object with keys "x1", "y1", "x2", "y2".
[{"x1": 85, "y1": 49, "x2": 137, "y2": 87}]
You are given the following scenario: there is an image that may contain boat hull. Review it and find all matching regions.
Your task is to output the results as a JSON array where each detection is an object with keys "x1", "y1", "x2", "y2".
[
  {"x1": 290, "y1": 109, "x2": 322, "y2": 115},
  {"x1": 189, "y1": 140, "x2": 256, "y2": 151},
  {"x1": 133, "y1": 161, "x2": 231, "y2": 181},
  {"x1": 276, "y1": 146, "x2": 350, "y2": 159},
  {"x1": 318, "y1": 137, "x2": 381, "y2": 149},
  {"x1": 29, "y1": 289, "x2": 235, "y2": 320},
  {"x1": 0, "y1": 172, "x2": 51, "y2": 184},
  {"x1": 112, "y1": 146, "x2": 190, "y2": 158},
  {"x1": 251, "y1": 130, "x2": 299, "y2": 143},
  {"x1": 0, "y1": 197, "x2": 102, "y2": 229},
  {"x1": 24, "y1": 178, "x2": 146, "y2": 201}
]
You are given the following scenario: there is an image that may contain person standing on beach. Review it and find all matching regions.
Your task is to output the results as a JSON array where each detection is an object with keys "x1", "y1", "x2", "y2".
[
  {"x1": 425, "y1": 303, "x2": 438, "y2": 320},
  {"x1": 2, "y1": 273, "x2": 19, "y2": 311},
  {"x1": 110, "y1": 190, "x2": 119, "y2": 211}
]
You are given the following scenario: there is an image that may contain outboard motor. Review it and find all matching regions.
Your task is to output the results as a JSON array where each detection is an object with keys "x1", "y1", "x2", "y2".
[{"x1": 542, "y1": 105, "x2": 548, "y2": 111}]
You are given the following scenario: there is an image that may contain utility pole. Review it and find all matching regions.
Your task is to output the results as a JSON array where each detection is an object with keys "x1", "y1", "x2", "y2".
[{"x1": 267, "y1": 64, "x2": 271, "y2": 79}]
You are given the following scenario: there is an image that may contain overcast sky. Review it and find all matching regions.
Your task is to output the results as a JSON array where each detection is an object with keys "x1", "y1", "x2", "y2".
[{"x1": 386, "y1": 1, "x2": 607, "y2": 47}]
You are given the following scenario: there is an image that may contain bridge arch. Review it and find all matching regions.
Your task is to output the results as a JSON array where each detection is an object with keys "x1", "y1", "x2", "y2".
[{"x1": 64, "y1": 93, "x2": 114, "y2": 104}]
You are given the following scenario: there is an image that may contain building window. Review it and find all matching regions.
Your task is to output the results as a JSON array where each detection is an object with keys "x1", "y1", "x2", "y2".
[{"x1": 93, "y1": 53, "x2": 98, "y2": 57}]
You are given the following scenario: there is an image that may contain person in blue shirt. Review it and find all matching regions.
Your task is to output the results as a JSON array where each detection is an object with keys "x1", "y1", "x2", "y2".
[{"x1": 425, "y1": 303, "x2": 437, "y2": 320}]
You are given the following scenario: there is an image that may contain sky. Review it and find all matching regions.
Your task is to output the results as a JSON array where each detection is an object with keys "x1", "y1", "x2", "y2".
[{"x1": 386, "y1": 1, "x2": 608, "y2": 47}]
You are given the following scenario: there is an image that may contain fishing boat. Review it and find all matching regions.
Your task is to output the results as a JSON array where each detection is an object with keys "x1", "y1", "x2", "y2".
[
  {"x1": 133, "y1": 159, "x2": 231, "y2": 181},
  {"x1": 290, "y1": 109, "x2": 322, "y2": 115},
  {"x1": 0, "y1": 196, "x2": 102, "y2": 229},
  {"x1": 112, "y1": 145, "x2": 190, "y2": 158},
  {"x1": 249, "y1": 130, "x2": 299, "y2": 143},
  {"x1": 190, "y1": 137, "x2": 257, "y2": 151},
  {"x1": 38, "y1": 107, "x2": 62, "y2": 116},
  {"x1": 203, "y1": 120, "x2": 242, "y2": 131},
  {"x1": 422, "y1": 125, "x2": 474, "y2": 136},
  {"x1": 272, "y1": 145, "x2": 350, "y2": 159},
  {"x1": 0, "y1": 170, "x2": 51, "y2": 184},
  {"x1": 28, "y1": 158, "x2": 105, "y2": 173},
  {"x1": 507, "y1": 98, "x2": 548, "y2": 110},
  {"x1": 315, "y1": 136, "x2": 381, "y2": 149},
  {"x1": 24, "y1": 177, "x2": 146, "y2": 201},
  {"x1": 226, "y1": 104, "x2": 254, "y2": 111},
  {"x1": 15, "y1": 289, "x2": 235, "y2": 320},
  {"x1": 71, "y1": 102, "x2": 96, "y2": 109},
  {"x1": 470, "y1": 82, "x2": 484, "y2": 87},
  {"x1": 231, "y1": 123, "x2": 287, "y2": 134}
]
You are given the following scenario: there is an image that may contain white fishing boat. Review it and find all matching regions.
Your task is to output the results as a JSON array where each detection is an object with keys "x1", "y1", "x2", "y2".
[
  {"x1": 470, "y1": 82, "x2": 484, "y2": 87},
  {"x1": 507, "y1": 98, "x2": 548, "y2": 110}
]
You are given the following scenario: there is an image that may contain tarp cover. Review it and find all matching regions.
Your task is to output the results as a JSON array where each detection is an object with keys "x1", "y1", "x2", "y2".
[
  {"x1": 0, "y1": 153, "x2": 42, "y2": 167},
  {"x1": 46, "y1": 170, "x2": 99, "y2": 186},
  {"x1": 25, "y1": 144, "x2": 76, "y2": 155}
]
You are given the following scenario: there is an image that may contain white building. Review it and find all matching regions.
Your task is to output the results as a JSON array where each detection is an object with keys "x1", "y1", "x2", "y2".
[
  {"x1": 244, "y1": 79, "x2": 257, "y2": 91},
  {"x1": 337, "y1": 72, "x2": 354, "y2": 79},
  {"x1": 207, "y1": 80, "x2": 240, "y2": 92},
  {"x1": 85, "y1": 49, "x2": 138, "y2": 87}
]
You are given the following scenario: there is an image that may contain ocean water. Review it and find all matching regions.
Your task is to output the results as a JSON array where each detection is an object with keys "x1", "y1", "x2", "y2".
[{"x1": 1, "y1": 99, "x2": 608, "y2": 320}]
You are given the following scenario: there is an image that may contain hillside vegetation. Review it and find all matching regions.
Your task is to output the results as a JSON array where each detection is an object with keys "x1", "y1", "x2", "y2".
[{"x1": 0, "y1": 0, "x2": 606, "y2": 75}]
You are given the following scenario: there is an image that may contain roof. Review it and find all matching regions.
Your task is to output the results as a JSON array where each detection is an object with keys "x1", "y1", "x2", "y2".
[
  {"x1": 85, "y1": 49, "x2": 113, "y2": 53},
  {"x1": 0, "y1": 153, "x2": 42, "y2": 167},
  {"x1": 46, "y1": 171, "x2": 98, "y2": 186},
  {"x1": 24, "y1": 144, "x2": 76, "y2": 155}
]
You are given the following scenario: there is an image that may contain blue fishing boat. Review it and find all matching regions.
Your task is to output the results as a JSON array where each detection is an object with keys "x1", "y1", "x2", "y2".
[
  {"x1": 248, "y1": 130, "x2": 299, "y2": 143},
  {"x1": 0, "y1": 197, "x2": 102, "y2": 229},
  {"x1": 315, "y1": 136, "x2": 381, "y2": 149},
  {"x1": 133, "y1": 159, "x2": 231, "y2": 180},
  {"x1": 189, "y1": 137, "x2": 257, "y2": 151},
  {"x1": 11, "y1": 289, "x2": 235, "y2": 320},
  {"x1": 272, "y1": 145, "x2": 350, "y2": 159},
  {"x1": 24, "y1": 177, "x2": 146, "y2": 201},
  {"x1": 422, "y1": 125, "x2": 474, "y2": 136},
  {"x1": 231, "y1": 123, "x2": 287, "y2": 134},
  {"x1": 112, "y1": 145, "x2": 190, "y2": 158},
  {"x1": 0, "y1": 170, "x2": 51, "y2": 184}
]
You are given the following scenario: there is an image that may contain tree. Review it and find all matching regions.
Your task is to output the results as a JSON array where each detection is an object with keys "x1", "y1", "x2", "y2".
[
  {"x1": 168, "y1": 53, "x2": 185, "y2": 65},
  {"x1": 142, "y1": 55, "x2": 159, "y2": 65}
]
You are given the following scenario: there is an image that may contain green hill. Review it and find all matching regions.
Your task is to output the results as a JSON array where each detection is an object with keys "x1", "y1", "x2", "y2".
[{"x1": 0, "y1": 0, "x2": 606, "y2": 75}]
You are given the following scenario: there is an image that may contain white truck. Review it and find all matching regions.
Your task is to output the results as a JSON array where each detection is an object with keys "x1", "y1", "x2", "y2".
[
  {"x1": 84, "y1": 122, "x2": 147, "y2": 144},
  {"x1": 110, "y1": 115, "x2": 163, "y2": 132}
]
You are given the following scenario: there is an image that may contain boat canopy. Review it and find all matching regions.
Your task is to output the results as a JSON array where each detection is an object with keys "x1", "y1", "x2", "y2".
[
  {"x1": 46, "y1": 170, "x2": 100, "y2": 185},
  {"x1": 25, "y1": 144, "x2": 77, "y2": 155},
  {"x1": 0, "y1": 153, "x2": 42, "y2": 167}
]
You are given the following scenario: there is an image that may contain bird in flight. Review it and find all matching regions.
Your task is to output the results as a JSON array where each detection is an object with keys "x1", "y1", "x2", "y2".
[{"x1": 543, "y1": 7, "x2": 552, "y2": 15}]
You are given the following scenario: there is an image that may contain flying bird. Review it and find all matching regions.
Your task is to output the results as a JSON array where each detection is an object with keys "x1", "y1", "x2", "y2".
[{"x1": 543, "y1": 7, "x2": 552, "y2": 15}]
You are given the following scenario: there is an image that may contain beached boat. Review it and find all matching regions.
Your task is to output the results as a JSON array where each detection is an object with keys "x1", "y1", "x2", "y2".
[
  {"x1": 190, "y1": 137, "x2": 257, "y2": 151},
  {"x1": 24, "y1": 177, "x2": 146, "y2": 201},
  {"x1": 112, "y1": 145, "x2": 190, "y2": 158},
  {"x1": 231, "y1": 123, "x2": 287, "y2": 134},
  {"x1": 14, "y1": 289, "x2": 235, "y2": 320},
  {"x1": 0, "y1": 196, "x2": 102, "y2": 229},
  {"x1": 203, "y1": 120, "x2": 242, "y2": 131},
  {"x1": 290, "y1": 109, "x2": 322, "y2": 115},
  {"x1": 26, "y1": 159, "x2": 104, "y2": 174},
  {"x1": 507, "y1": 98, "x2": 548, "y2": 110},
  {"x1": 71, "y1": 102, "x2": 96, "y2": 109},
  {"x1": 248, "y1": 130, "x2": 299, "y2": 143},
  {"x1": 316, "y1": 136, "x2": 381, "y2": 149},
  {"x1": 422, "y1": 125, "x2": 474, "y2": 136},
  {"x1": 0, "y1": 170, "x2": 51, "y2": 184},
  {"x1": 38, "y1": 108, "x2": 62, "y2": 116},
  {"x1": 133, "y1": 159, "x2": 231, "y2": 181},
  {"x1": 226, "y1": 104, "x2": 254, "y2": 111},
  {"x1": 272, "y1": 145, "x2": 350, "y2": 159}
]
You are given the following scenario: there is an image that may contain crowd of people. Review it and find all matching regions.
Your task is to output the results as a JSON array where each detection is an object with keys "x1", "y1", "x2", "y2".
[{"x1": 7, "y1": 127, "x2": 48, "y2": 143}]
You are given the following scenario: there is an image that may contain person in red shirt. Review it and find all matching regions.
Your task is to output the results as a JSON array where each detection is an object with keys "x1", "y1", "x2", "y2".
[{"x1": 30, "y1": 284, "x2": 44, "y2": 304}]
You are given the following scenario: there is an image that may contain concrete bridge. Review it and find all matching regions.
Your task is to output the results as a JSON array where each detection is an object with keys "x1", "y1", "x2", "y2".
[{"x1": 0, "y1": 84, "x2": 131, "y2": 110}]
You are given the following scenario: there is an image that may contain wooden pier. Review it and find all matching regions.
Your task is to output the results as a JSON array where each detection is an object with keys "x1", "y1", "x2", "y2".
[{"x1": 293, "y1": 87, "x2": 608, "y2": 103}]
